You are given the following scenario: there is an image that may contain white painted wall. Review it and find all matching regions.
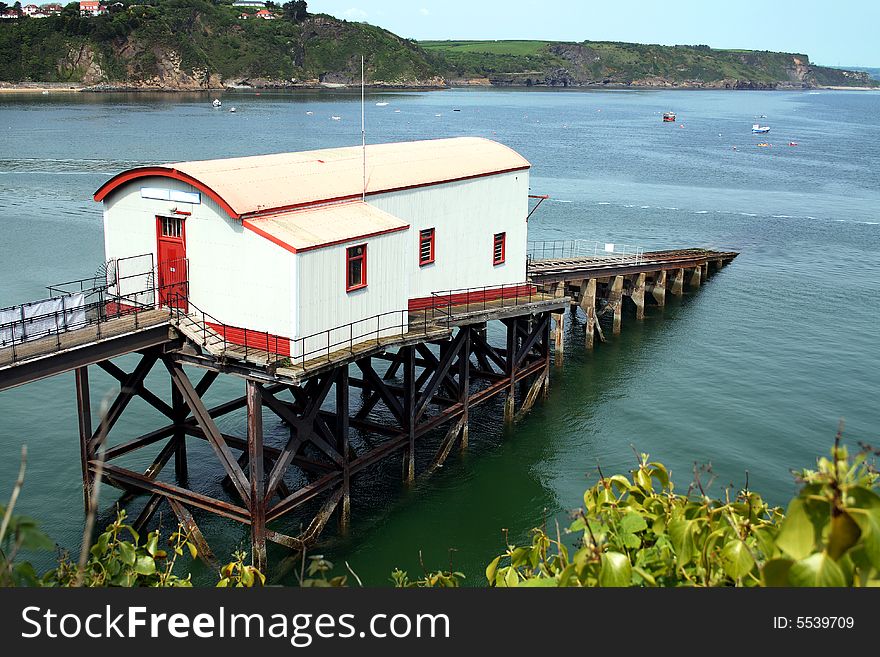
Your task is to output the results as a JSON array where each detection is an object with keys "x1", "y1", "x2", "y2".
[
  {"x1": 102, "y1": 177, "x2": 294, "y2": 338},
  {"x1": 293, "y1": 231, "x2": 408, "y2": 360},
  {"x1": 367, "y1": 171, "x2": 529, "y2": 300}
]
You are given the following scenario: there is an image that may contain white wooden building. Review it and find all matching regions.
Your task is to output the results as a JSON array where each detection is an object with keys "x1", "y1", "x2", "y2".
[{"x1": 94, "y1": 137, "x2": 531, "y2": 358}]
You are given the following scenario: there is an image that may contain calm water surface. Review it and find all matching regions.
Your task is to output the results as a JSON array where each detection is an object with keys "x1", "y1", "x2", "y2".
[{"x1": 1, "y1": 88, "x2": 878, "y2": 584}]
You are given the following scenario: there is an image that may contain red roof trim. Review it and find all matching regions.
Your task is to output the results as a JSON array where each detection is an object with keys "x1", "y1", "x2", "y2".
[
  {"x1": 242, "y1": 220, "x2": 409, "y2": 254},
  {"x1": 93, "y1": 167, "x2": 241, "y2": 219}
]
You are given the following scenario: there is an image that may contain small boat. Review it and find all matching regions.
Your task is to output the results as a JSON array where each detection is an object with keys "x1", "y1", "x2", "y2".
[
  {"x1": 212, "y1": 98, "x2": 222, "y2": 108},
  {"x1": 331, "y1": 116, "x2": 341, "y2": 120},
  {"x1": 757, "y1": 142, "x2": 771, "y2": 148},
  {"x1": 752, "y1": 124, "x2": 770, "y2": 134},
  {"x1": 306, "y1": 111, "x2": 313, "y2": 115},
  {"x1": 229, "y1": 107, "x2": 236, "y2": 113},
  {"x1": 375, "y1": 102, "x2": 389, "y2": 107},
  {"x1": 788, "y1": 141, "x2": 798, "y2": 146},
  {"x1": 663, "y1": 111, "x2": 676, "y2": 122}
]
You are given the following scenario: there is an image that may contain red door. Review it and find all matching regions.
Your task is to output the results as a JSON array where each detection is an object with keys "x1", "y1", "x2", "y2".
[{"x1": 156, "y1": 215, "x2": 188, "y2": 311}]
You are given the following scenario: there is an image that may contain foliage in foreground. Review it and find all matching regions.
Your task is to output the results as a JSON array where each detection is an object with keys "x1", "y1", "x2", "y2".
[
  {"x1": 2, "y1": 436, "x2": 877, "y2": 587},
  {"x1": 487, "y1": 437, "x2": 880, "y2": 587}
]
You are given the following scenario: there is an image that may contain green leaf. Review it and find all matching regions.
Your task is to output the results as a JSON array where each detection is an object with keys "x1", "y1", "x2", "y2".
[
  {"x1": 827, "y1": 511, "x2": 861, "y2": 560},
  {"x1": 503, "y1": 567, "x2": 519, "y2": 588},
  {"x1": 519, "y1": 577, "x2": 558, "y2": 587},
  {"x1": 721, "y1": 540, "x2": 755, "y2": 580},
  {"x1": 668, "y1": 517, "x2": 697, "y2": 565},
  {"x1": 776, "y1": 498, "x2": 816, "y2": 560},
  {"x1": 133, "y1": 555, "x2": 157, "y2": 576},
  {"x1": 762, "y1": 558, "x2": 794, "y2": 587},
  {"x1": 118, "y1": 541, "x2": 136, "y2": 566},
  {"x1": 788, "y1": 553, "x2": 847, "y2": 587},
  {"x1": 145, "y1": 532, "x2": 159, "y2": 557},
  {"x1": 187, "y1": 541, "x2": 199, "y2": 560},
  {"x1": 598, "y1": 552, "x2": 632, "y2": 587},
  {"x1": 485, "y1": 556, "x2": 501, "y2": 584},
  {"x1": 620, "y1": 511, "x2": 648, "y2": 535}
]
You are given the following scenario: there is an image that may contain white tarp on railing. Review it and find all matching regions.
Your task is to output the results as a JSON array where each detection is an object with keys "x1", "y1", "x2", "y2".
[{"x1": 0, "y1": 292, "x2": 86, "y2": 347}]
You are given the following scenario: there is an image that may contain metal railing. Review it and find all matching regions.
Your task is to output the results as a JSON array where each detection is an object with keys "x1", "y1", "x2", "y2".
[
  {"x1": 0, "y1": 253, "x2": 182, "y2": 366},
  {"x1": 429, "y1": 282, "x2": 540, "y2": 323},
  {"x1": 0, "y1": 283, "x2": 165, "y2": 365},
  {"x1": 168, "y1": 294, "x2": 440, "y2": 370},
  {"x1": 527, "y1": 239, "x2": 644, "y2": 264}
]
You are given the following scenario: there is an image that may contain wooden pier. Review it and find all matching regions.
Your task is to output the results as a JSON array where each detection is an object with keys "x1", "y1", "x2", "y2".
[
  {"x1": 529, "y1": 248, "x2": 738, "y2": 352},
  {"x1": 0, "y1": 248, "x2": 737, "y2": 572}
]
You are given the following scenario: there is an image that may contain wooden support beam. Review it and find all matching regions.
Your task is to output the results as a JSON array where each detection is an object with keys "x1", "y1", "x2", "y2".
[
  {"x1": 89, "y1": 351, "x2": 159, "y2": 450},
  {"x1": 95, "y1": 462, "x2": 251, "y2": 523},
  {"x1": 247, "y1": 381, "x2": 267, "y2": 572},
  {"x1": 701, "y1": 261, "x2": 709, "y2": 280},
  {"x1": 514, "y1": 370, "x2": 548, "y2": 422},
  {"x1": 459, "y1": 328, "x2": 470, "y2": 450},
  {"x1": 580, "y1": 278, "x2": 597, "y2": 349},
  {"x1": 671, "y1": 267, "x2": 685, "y2": 296},
  {"x1": 171, "y1": 378, "x2": 187, "y2": 483},
  {"x1": 610, "y1": 275, "x2": 624, "y2": 335},
  {"x1": 164, "y1": 360, "x2": 251, "y2": 506},
  {"x1": 132, "y1": 493, "x2": 163, "y2": 534},
  {"x1": 425, "y1": 416, "x2": 466, "y2": 477},
  {"x1": 402, "y1": 347, "x2": 416, "y2": 483},
  {"x1": 336, "y1": 367, "x2": 351, "y2": 534},
  {"x1": 504, "y1": 319, "x2": 517, "y2": 423},
  {"x1": 96, "y1": 359, "x2": 173, "y2": 418},
  {"x1": 75, "y1": 366, "x2": 94, "y2": 513},
  {"x1": 167, "y1": 498, "x2": 217, "y2": 570},
  {"x1": 631, "y1": 272, "x2": 646, "y2": 320},
  {"x1": 689, "y1": 265, "x2": 702, "y2": 288},
  {"x1": 651, "y1": 270, "x2": 667, "y2": 307}
]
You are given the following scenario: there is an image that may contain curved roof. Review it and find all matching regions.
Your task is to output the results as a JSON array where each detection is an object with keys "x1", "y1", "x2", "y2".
[{"x1": 94, "y1": 137, "x2": 530, "y2": 219}]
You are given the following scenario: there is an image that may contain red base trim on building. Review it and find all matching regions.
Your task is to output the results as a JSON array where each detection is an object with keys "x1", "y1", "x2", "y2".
[
  {"x1": 205, "y1": 321, "x2": 291, "y2": 358},
  {"x1": 408, "y1": 284, "x2": 537, "y2": 312}
]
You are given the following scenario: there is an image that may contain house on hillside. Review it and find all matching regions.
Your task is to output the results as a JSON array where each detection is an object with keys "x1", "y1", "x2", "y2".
[
  {"x1": 0, "y1": 9, "x2": 19, "y2": 18},
  {"x1": 42, "y1": 3, "x2": 64, "y2": 14},
  {"x1": 254, "y1": 8, "x2": 276, "y2": 19},
  {"x1": 232, "y1": 0, "x2": 265, "y2": 7},
  {"x1": 22, "y1": 4, "x2": 40, "y2": 15},
  {"x1": 93, "y1": 138, "x2": 531, "y2": 358},
  {"x1": 79, "y1": 0, "x2": 107, "y2": 16}
]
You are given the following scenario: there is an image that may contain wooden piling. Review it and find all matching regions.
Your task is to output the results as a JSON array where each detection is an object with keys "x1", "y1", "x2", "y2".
[
  {"x1": 580, "y1": 278, "x2": 597, "y2": 348},
  {"x1": 74, "y1": 366, "x2": 94, "y2": 513},
  {"x1": 689, "y1": 265, "x2": 702, "y2": 288},
  {"x1": 631, "y1": 273, "x2": 646, "y2": 320},
  {"x1": 610, "y1": 275, "x2": 624, "y2": 335},
  {"x1": 246, "y1": 380, "x2": 266, "y2": 572},
  {"x1": 552, "y1": 311, "x2": 565, "y2": 365},
  {"x1": 336, "y1": 366, "x2": 351, "y2": 533},
  {"x1": 671, "y1": 268, "x2": 685, "y2": 296},
  {"x1": 651, "y1": 270, "x2": 667, "y2": 307}
]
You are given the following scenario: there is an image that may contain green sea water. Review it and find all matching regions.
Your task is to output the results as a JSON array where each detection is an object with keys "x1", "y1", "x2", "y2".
[{"x1": 0, "y1": 88, "x2": 878, "y2": 584}]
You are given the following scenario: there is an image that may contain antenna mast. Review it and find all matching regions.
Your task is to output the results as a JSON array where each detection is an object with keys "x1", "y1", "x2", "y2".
[{"x1": 361, "y1": 55, "x2": 366, "y2": 202}]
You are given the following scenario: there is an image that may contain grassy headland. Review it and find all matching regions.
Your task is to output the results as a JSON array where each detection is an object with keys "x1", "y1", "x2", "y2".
[{"x1": 0, "y1": 2, "x2": 874, "y2": 90}]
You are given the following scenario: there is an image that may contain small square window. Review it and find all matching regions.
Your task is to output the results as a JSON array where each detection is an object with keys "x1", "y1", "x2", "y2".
[
  {"x1": 346, "y1": 244, "x2": 367, "y2": 291},
  {"x1": 419, "y1": 228, "x2": 435, "y2": 266},
  {"x1": 493, "y1": 232, "x2": 506, "y2": 265}
]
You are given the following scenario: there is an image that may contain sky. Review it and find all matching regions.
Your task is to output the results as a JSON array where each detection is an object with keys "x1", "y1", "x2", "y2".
[{"x1": 306, "y1": 0, "x2": 880, "y2": 66}]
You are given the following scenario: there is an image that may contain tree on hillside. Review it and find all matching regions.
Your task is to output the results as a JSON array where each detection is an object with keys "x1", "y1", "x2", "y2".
[{"x1": 282, "y1": 0, "x2": 306, "y2": 23}]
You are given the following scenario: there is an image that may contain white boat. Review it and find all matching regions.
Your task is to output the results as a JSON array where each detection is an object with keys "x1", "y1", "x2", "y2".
[
  {"x1": 229, "y1": 107, "x2": 236, "y2": 113},
  {"x1": 375, "y1": 102, "x2": 389, "y2": 107},
  {"x1": 331, "y1": 116, "x2": 341, "y2": 120},
  {"x1": 752, "y1": 124, "x2": 770, "y2": 134},
  {"x1": 212, "y1": 98, "x2": 222, "y2": 108}
]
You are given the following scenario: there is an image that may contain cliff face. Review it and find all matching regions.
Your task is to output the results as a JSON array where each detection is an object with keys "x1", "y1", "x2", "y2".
[
  {"x1": 429, "y1": 40, "x2": 879, "y2": 89},
  {"x1": 0, "y1": 6, "x2": 445, "y2": 89}
]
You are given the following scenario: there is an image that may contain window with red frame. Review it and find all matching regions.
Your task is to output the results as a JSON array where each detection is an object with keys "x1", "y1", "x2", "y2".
[
  {"x1": 492, "y1": 232, "x2": 506, "y2": 265},
  {"x1": 419, "y1": 228, "x2": 435, "y2": 266},
  {"x1": 346, "y1": 244, "x2": 367, "y2": 291}
]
